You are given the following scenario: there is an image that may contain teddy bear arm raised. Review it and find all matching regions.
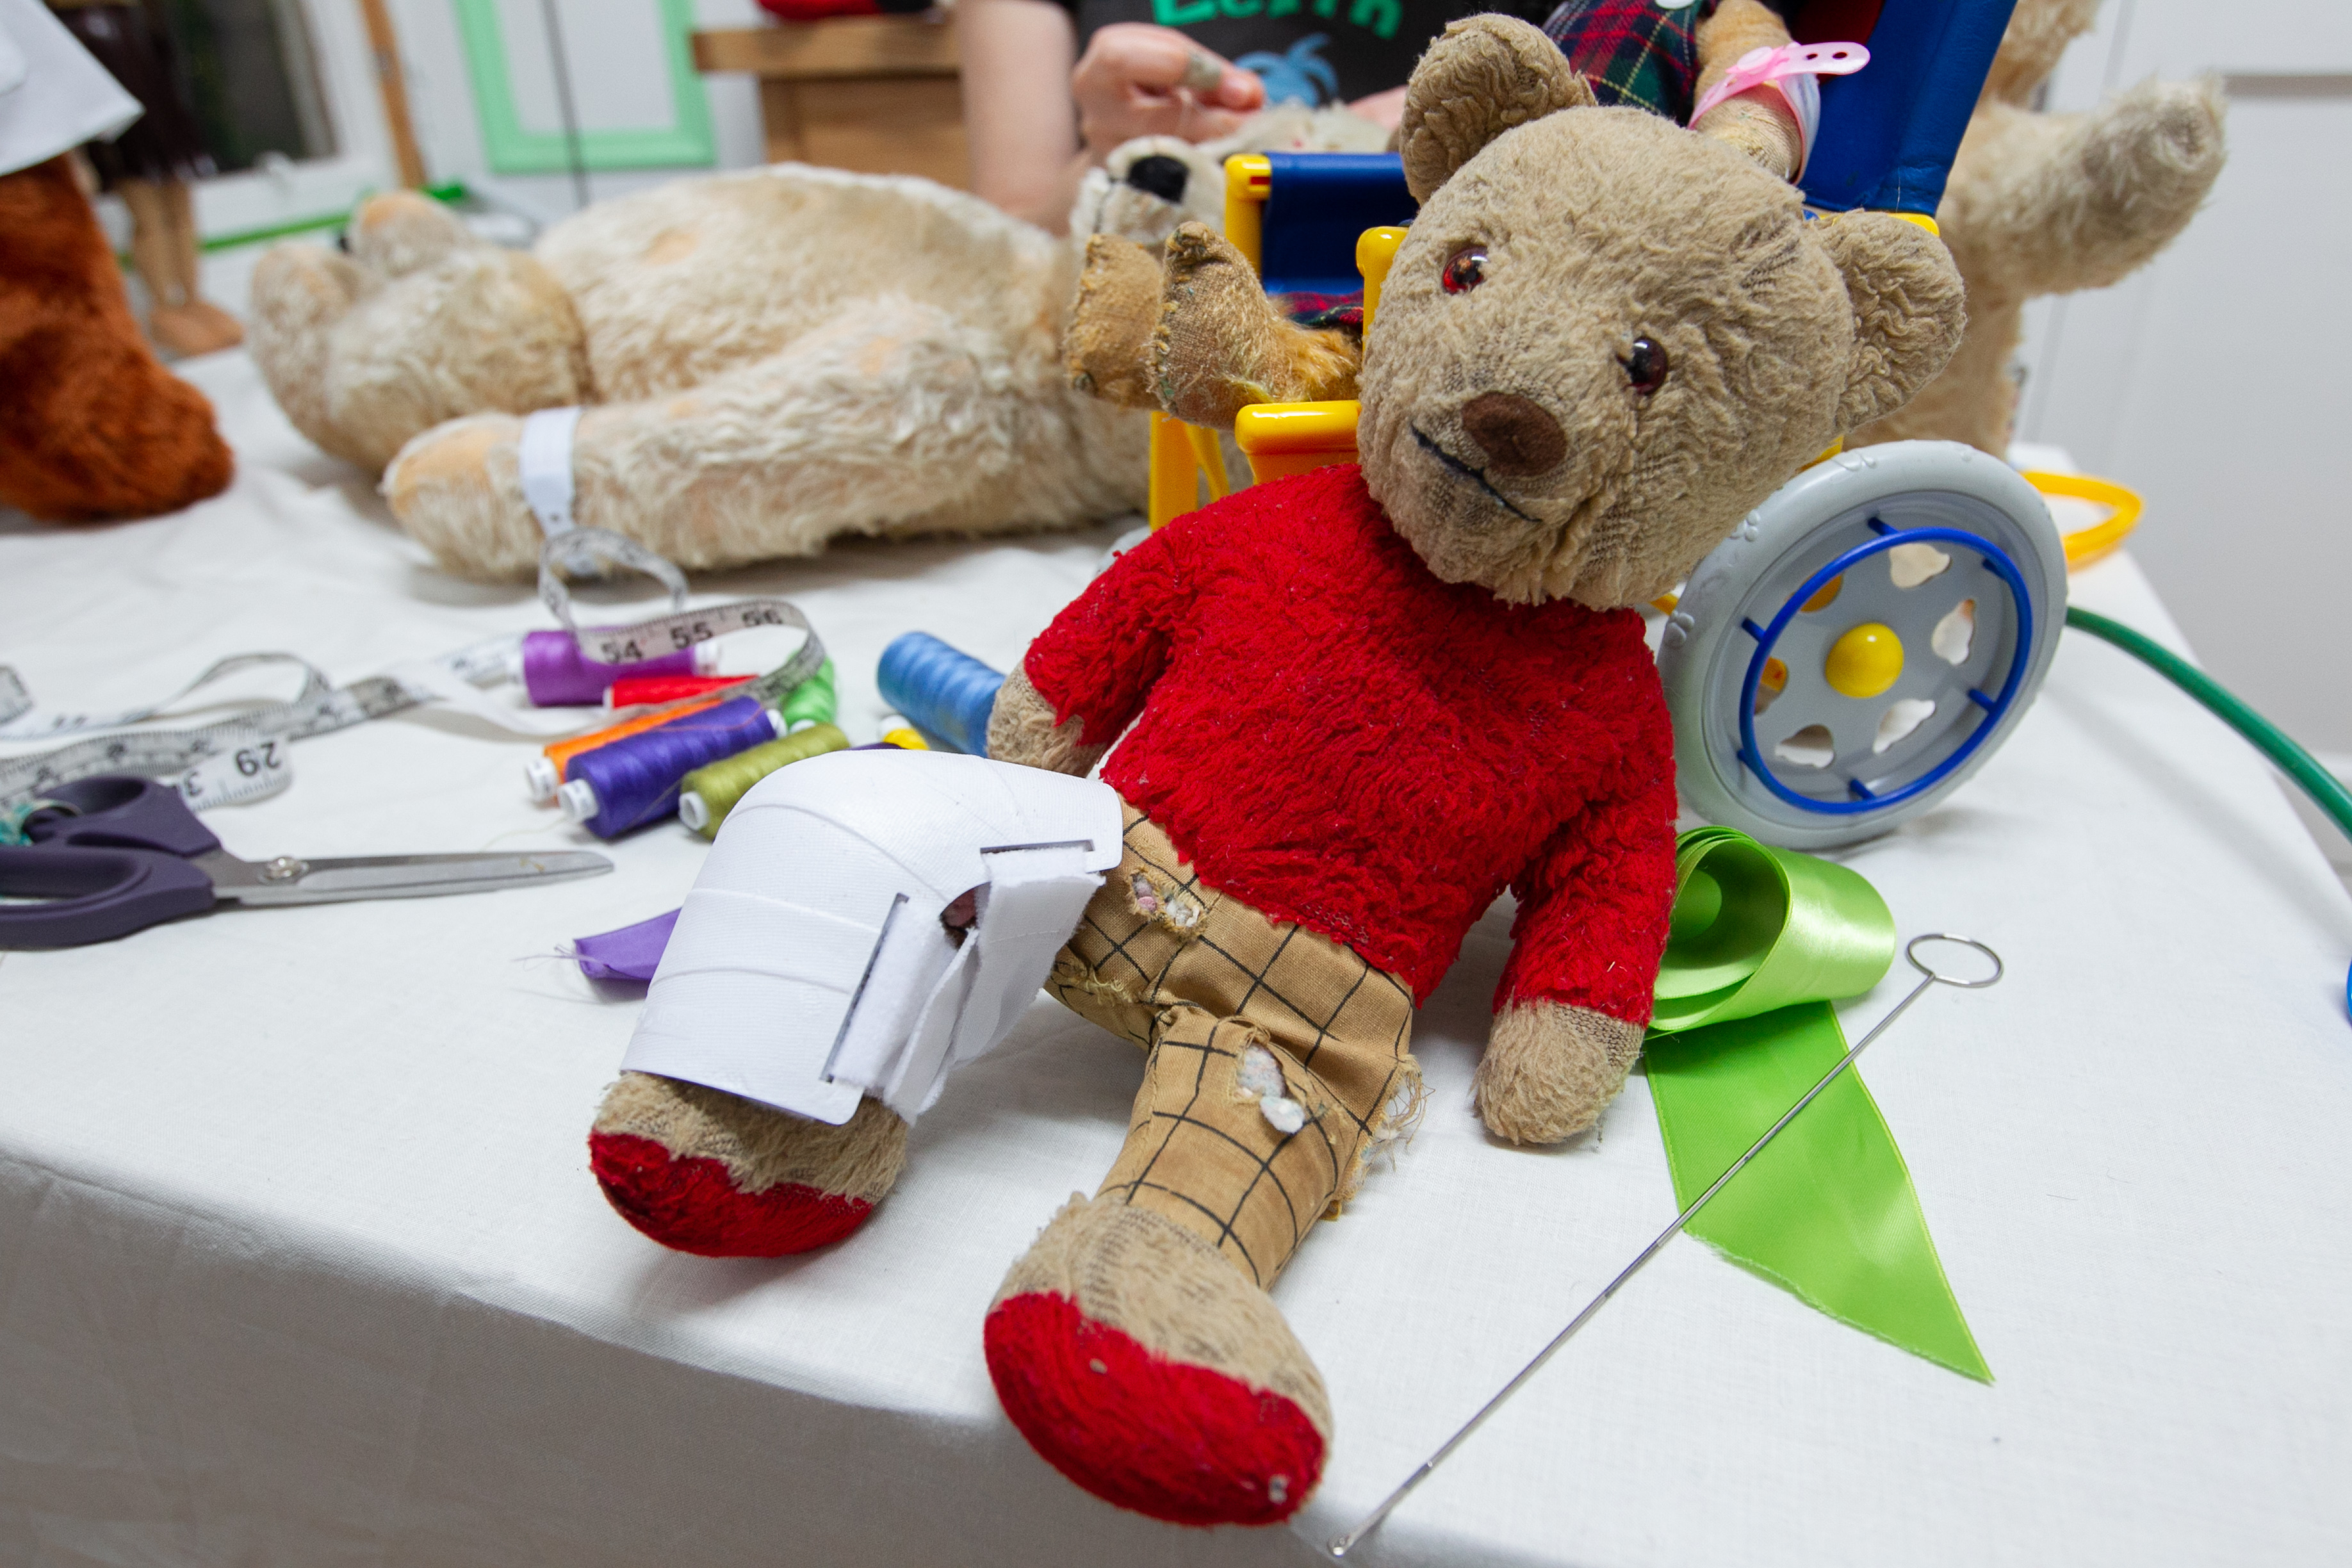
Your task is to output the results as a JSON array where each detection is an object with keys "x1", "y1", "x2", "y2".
[
  {"x1": 1150, "y1": 223, "x2": 1362, "y2": 430},
  {"x1": 1943, "y1": 82, "x2": 2226, "y2": 303},
  {"x1": 1064, "y1": 234, "x2": 1166, "y2": 411},
  {"x1": 1690, "y1": 0, "x2": 1805, "y2": 182},
  {"x1": 1476, "y1": 765, "x2": 1679, "y2": 1144}
]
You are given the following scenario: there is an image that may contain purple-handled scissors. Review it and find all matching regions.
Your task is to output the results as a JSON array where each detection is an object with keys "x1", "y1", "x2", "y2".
[{"x1": 0, "y1": 774, "x2": 610, "y2": 949}]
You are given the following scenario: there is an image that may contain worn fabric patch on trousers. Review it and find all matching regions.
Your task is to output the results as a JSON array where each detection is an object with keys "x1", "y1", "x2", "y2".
[{"x1": 1050, "y1": 808, "x2": 1421, "y2": 1287}]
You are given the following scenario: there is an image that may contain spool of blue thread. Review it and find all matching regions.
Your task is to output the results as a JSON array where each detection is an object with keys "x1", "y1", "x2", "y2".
[
  {"x1": 516, "y1": 629, "x2": 718, "y2": 707},
  {"x1": 877, "y1": 633, "x2": 1005, "y2": 756},
  {"x1": 556, "y1": 697, "x2": 783, "y2": 838}
]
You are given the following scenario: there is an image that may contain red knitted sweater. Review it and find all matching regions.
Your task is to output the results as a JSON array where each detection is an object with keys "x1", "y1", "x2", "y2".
[{"x1": 1024, "y1": 464, "x2": 1678, "y2": 1022}]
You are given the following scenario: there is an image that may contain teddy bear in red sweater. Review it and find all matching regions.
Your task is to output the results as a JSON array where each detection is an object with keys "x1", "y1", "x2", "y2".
[{"x1": 587, "y1": 13, "x2": 1965, "y2": 1526}]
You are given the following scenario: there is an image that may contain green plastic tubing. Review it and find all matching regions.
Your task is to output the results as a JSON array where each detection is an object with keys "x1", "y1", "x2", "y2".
[{"x1": 2066, "y1": 607, "x2": 2352, "y2": 845}]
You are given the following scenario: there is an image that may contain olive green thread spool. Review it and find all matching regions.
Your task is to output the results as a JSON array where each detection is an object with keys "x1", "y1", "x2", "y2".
[
  {"x1": 676, "y1": 722, "x2": 850, "y2": 837},
  {"x1": 778, "y1": 659, "x2": 837, "y2": 732}
]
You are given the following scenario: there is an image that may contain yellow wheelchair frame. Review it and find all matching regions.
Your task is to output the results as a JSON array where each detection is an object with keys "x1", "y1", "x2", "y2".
[{"x1": 1143, "y1": 155, "x2": 1409, "y2": 529}]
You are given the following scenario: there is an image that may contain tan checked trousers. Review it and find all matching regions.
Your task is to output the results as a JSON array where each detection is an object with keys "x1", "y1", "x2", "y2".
[{"x1": 1048, "y1": 809, "x2": 1421, "y2": 1288}]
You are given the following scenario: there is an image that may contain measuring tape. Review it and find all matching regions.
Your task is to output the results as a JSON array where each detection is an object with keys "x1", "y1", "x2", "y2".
[
  {"x1": 534, "y1": 527, "x2": 826, "y2": 709},
  {"x1": 0, "y1": 533, "x2": 824, "y2": 817}
]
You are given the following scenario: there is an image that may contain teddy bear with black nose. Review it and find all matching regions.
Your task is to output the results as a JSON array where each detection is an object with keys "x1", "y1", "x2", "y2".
[{"x1": 587, "y1": 12, "x2": 1964, "y2": 1528}]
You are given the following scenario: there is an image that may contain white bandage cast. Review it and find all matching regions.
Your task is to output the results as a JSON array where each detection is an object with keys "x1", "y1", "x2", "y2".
[
  {"x1": 518, "y1": 405, "x2": 584, "y2": 539},
  {"x1": 621, "y1": 750, "x2": 1123, "y2": 1125}
]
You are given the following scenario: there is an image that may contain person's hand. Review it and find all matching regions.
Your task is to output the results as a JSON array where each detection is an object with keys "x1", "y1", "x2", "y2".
[{"x1": 1072, "y1": 23, "x2": 1266, "y2": 160}]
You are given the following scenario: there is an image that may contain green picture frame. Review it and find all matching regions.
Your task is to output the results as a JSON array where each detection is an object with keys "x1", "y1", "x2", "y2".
[{"x1": 453, "y1": 0, "x2": 716, "y2": 174}]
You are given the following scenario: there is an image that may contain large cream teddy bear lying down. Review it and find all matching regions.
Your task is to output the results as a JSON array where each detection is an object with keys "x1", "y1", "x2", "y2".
[{"x1": 245, "y1": 112, "x2": 1382, "y2": 580}]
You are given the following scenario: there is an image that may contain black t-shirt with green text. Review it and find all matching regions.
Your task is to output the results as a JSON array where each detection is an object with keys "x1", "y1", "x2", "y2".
[{"x1": 1050, "y1": 0, "x2": 1558, "y2": 108}]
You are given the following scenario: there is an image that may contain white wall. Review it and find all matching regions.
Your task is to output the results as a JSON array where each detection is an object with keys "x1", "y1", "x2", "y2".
[{"x1": 2018, "y1": 1, "x2": 2352, "y2": 756}]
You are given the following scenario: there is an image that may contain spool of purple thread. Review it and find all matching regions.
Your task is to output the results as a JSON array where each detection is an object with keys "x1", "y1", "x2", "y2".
[
  {"x1": 518, "y1": 630, "x2": 716, "y2": 707},
  {"x1": 557, "y1": 697, "x2": 783, "y2": 839}
]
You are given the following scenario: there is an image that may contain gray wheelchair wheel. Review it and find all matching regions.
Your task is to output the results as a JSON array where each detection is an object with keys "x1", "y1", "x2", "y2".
[{"x1": 1657, "y1": 440, "x2": 2067, "y2": 851}]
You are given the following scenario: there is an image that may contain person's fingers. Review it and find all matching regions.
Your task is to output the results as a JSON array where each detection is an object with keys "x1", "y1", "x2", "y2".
[
  {"x1": 1076, "y1": 24, "x2": 1195, "y2": 94},
  {"x1": 1078, "y1": 23, "x2": 1259, "y2": 111},
  {"x1": 1074, "y1": 26, "x2": 1264, "y2": 154},
  {"x1": 1205, "y1": 65, "x2": 1266, "y2": 112}
]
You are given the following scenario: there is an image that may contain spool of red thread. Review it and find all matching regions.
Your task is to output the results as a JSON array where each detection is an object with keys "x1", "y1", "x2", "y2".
[{"x1": 604, "y1": 673, "x2": 742, "y2": 708}]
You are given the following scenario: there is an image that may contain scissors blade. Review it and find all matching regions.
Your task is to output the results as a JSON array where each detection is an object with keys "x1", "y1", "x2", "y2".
[{"x1": 207, "y1": 848, "x2": 612, "y2": 904}]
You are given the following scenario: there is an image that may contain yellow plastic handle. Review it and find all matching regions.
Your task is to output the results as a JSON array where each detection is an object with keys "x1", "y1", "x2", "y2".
[
  {"x1": 2022, "y1": 470, "x2": 2144, "y2": 570},
  {"x1": 1233, "y1": 400, "x2": 1361, "y2": 484},
  {"x1": 1223, "y1": 154, "x2": 1271, "y2": 276},
  {"x1": 1357, "y1": 226, "x2": 1407, "y2": 331}
]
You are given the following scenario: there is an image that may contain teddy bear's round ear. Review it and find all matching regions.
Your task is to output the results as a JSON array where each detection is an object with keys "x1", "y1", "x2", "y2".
[
  {"x1": 1815, "y1": 211, "x2": 1969, "y2": 433},
  {"x1": 1400, "y1": 15, "x2": 1596, "y2": 203}
]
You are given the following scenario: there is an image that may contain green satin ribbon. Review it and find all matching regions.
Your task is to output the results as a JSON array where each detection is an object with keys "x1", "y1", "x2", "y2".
[{"x1": 1644, "y1": 826, "x2": 1991, "y2": 1382}]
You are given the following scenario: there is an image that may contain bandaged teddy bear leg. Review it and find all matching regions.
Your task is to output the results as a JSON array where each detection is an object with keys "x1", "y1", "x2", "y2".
[
  {"x1": 986, "y1": 810, "x2": 1419, "y2": 1524},
  {"x1": 589, "y1": 1073, "x2": 908, "y2": 1257},
  {"x1": 386, "y1": 297, "x2": 1077, "y2": 578},
  {"x1": 1151, "y1": 223, "x2": 1363, "y2": 430}
]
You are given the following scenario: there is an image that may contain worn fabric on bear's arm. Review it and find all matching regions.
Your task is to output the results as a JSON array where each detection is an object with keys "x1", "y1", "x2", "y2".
[
  {"x1": 1497, "y1": 756, "x2": 1679, "y2": 1027},
  {"x1": 1025, "y1": 464, "x2": 1679, "y2": 1007},
  {"x1": 1024, "y1": 519, "x2": 1204, "y2": 751}
]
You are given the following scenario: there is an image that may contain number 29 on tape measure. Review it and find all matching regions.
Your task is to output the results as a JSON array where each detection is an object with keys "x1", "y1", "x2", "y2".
[{"x1": 175, "y1": 739, "x2": 291, "y2": 809}]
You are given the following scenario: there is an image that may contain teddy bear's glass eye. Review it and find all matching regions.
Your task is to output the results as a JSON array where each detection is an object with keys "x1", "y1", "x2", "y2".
[
  {"x1": 1442, "y1": 245, "x2": 1487, "y2": 294},
  {"x1": 1624, "y1": 337, "x2": 1669, "y2": 395}
]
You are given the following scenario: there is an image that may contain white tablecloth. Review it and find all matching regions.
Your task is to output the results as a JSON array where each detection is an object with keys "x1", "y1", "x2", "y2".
[{"x1": 3, "y1": 352, "x2": 2348, "y2": 1568}]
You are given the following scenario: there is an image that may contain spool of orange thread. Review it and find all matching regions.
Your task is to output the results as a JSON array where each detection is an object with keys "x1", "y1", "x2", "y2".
[{"x1": 525, "y1": 696, "x2": 726, "y2": 802}]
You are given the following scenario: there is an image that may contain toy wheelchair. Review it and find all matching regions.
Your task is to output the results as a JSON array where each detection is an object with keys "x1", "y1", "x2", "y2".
[{"x1": 1150, "y1": 0, "x2": 2079, "y2": 851}]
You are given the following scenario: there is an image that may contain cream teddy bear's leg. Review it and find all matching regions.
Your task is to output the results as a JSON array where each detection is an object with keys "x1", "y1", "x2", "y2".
[
  {"x1": 1854, "y1": 80, "x2": 2224, "y2": 453},
  {"x1": 388, "y1": 297, "x2": 1041, "y2": 578},
  {"x1": 1941, "y1": 85, "x2": 2226, "y2": 303}
]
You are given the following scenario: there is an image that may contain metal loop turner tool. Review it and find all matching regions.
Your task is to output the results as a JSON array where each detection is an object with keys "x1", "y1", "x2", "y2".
[{"x1": 1325, "y1": 933, "x2": 2004, "y2": 1559}]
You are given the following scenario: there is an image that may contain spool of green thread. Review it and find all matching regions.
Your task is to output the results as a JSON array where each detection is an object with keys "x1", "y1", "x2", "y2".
[
  {"x1": 779, "y1": 659, "x2": 837, "y2": 731},
  {"x1": 677, "y1": 722, "x2": 849, "y2": 837}
]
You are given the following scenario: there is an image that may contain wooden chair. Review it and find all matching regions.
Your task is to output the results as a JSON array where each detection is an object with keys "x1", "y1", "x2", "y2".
[{"x1": 691, "y1": 16, "x2": 967, "y2": 190}]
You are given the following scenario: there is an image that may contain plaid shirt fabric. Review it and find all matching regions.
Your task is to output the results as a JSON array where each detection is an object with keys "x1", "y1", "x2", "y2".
[
  {"x1": 1542, "y1": 0, "x2": 1719, "y2": 123},
  {"x1": 1273, "y1": 291, "x2": 1365, "y2": 336}
]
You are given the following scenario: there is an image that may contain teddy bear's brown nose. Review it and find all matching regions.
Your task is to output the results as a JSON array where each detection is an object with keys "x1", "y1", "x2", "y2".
[{"x1": 1460, "y1": 392, "x2": 1566, "y2": 477}]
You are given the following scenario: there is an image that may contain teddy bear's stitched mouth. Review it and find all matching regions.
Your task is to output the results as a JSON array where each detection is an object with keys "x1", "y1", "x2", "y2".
[{"x1": 1410, "y1": 425, "x2": 1540, "y2": 524}]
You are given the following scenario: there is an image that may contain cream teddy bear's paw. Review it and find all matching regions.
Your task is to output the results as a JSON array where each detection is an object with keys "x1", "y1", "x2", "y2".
[{"x1": 382, "y1": 414, "x2": 544, "y2": 580}]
